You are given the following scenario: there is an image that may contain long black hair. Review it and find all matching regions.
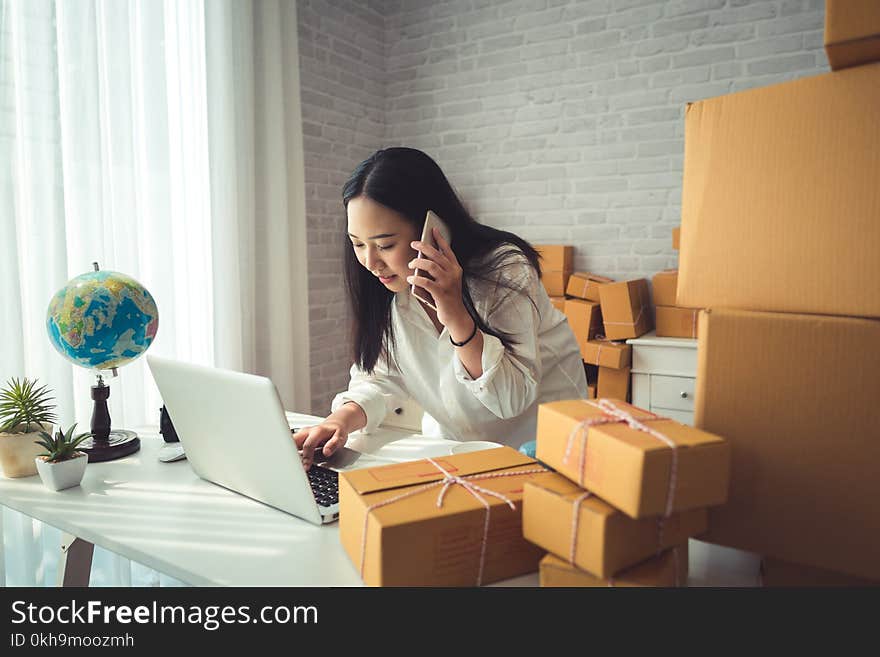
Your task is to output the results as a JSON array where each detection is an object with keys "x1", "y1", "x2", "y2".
[{"x1": 342, "y1": 147, "x2": 542, "y2": 374}]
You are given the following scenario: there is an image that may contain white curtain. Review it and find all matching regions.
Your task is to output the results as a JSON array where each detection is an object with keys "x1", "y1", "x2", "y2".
[{"x1": 0, "y1": 0, "x2": 310, "y2": 586}]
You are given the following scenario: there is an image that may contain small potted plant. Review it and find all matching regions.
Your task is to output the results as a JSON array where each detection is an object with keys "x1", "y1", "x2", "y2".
[
  {"x1": 0, "y1": 377, "x2": 58, "y2": 478},
  {"x1": 34, "y1": 423, "x2": 91, "y2": 491}
]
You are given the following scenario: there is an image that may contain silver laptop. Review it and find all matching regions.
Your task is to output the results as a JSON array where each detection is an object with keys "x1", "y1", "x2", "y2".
[{"x1": 147, "y1": 355, "x2": 339, "y2": 525}]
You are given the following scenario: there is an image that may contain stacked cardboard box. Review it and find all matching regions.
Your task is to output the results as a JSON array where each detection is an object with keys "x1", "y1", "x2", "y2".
[
  {"x1": 652, "y1": 270, "x2": 701, "y2": 339},
  {"x1": 824, "y1": 0, "x2": 880, "y2": 71},
  {"x1": 540, "y1": 545, "x2": 688, "y2": 587},
  {"x1": 566, "y1": 272, "x2": 612, "y2": 302},
  {"x1": 695, "y1": 310, "x2": 880, "y2": 581},
  {"x1": 678, "y1": 1, "x2": 880, "y2": 583},
  {"x1": 523, "y1": 398, "x2": 731, "y2": 586},
  {"x1": 537, "y1": 248, "x2": 651, "y2": 405},
  {"x1": 563, "y1": 298, "x2": 603, "y2": 354},
  {"x1": 535, "y1": 245, "x2": 572, "y2": 297},
  {"x1": 338, "y1": 447, "x2": 548, "y2": 586}
]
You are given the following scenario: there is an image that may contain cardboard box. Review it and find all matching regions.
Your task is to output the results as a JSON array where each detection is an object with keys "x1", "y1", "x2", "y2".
[
  {"x1": 651, "y1": 269, "x2": 678, "y2": 307},
  {"x1": 536, "y1": 399, "x2": 730, "y2": 519},
  {"x1": 583, "y1": 339, "x2": 632, "y2": 370},
  {"x1": 549, "y1": 296, "x2": 566, "y2": 313},
  {"x1": 678, "y1": 63, "x2": 880, "y2": 318},
  {"x1": 597, "y1": 366, "x2": 630, "y2": 401},
  {"x1": 566, "y1": 272, "x2": 613, "y2": 302},
  {"x1": 598, "y1": 279, "x2": 653, "y2": 340},
  {"x1": 534, "y1": 244, "x2": 573, "y2": 272},
  {"x1": 824, "y1": 0, "x2": 880, "y2": 71},
  {"x1": 339, "y1": 447, "x2": 548, "y2": 586},
  {"x1": 564, "y1": 299, "x2": 603, "y2": 354},
  {"x1": 524, "y1": 472, "x2": 703, "y2": 578},
  {"x1": 540, "y1": 546, "x2": 689, "y2": 587},
  {"x1": 541, "y1": 271, "x2": 571, "y2": 297},
  {"x1": 587, "y1": 382, "x2": 596, "y2": 399},
  {"x1": 672, "y1": 226, "x2": 680, "y2": 251},
  {"x1": 695, "y1": 308, "x2": 880, "y2": 580},
  {"x1": 761, "y1": 557, "x2": 879, "y2": 588},
  {"x1": 655, "y1": 306, "x2": 700, "y2": 339}
]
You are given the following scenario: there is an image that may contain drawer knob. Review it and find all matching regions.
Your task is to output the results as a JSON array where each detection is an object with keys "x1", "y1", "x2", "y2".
[{"x1": 680, "y1": 391, "x2": 688, "y2": 399}]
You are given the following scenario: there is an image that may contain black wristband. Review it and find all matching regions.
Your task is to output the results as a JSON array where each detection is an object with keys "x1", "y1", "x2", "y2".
[{"x1": 449, "y1": 320, "x2": 478, "y2": 347}]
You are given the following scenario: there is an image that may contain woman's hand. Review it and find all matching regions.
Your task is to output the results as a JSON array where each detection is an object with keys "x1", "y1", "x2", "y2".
[
  {"x1": 408, "y1": 228, "x2": 473, "y2": 335},
  {"x1": 293, "y1": 420, "x2": 348, "y2": 470}
]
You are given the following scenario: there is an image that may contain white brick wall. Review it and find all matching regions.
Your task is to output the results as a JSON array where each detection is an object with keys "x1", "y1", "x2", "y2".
[
  {"x1": 299, "y1": 0, "x2": 829, "y2": 414},
  {"x1": 297, "y1": 0, "x2": 386, "y2": 414},
  {"x1": 385, "y1": 0, "x2": 828, "y2": 279}
]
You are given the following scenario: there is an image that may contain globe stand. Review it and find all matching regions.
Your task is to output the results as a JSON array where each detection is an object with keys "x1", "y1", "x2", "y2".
[{"x1": 80, "y1": 373, "x2": 140, "y2": 463}]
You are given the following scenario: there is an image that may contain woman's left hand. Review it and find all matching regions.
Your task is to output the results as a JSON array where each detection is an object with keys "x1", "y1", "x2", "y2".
[{"x1": 407, "y1": 228, "x2": 471, "y2": 331}]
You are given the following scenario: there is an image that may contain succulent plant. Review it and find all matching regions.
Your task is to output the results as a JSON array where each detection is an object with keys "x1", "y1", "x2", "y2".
[
  {"x1": 0, "y1": 377, "x2": 58, "y2": 433},
  {"x1": 35, "y1": 423, "x2": 91, "y2": 463}
]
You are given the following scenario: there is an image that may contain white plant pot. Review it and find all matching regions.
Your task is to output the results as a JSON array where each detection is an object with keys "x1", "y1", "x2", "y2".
[
  {"x1": 35, "y1": 452, "x2": 88, "y2": 491},
  {"x1": 0, "y1": 423, "x2": 53, "y2": 478}
]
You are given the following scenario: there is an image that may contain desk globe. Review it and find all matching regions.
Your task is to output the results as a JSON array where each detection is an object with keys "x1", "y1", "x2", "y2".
[{"x1": 46, "y1": 263, "x2": 159, "y2": 461}]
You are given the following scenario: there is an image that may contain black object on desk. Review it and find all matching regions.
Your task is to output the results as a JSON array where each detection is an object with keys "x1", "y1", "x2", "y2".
[
  {"x1": 80, "y1": 374, "x2": 141, "y2": 462},
  {"x1": 159, "y1": 405, "x2": 179, "y2": 442},
  {"x1": 158, "y1": 405, "x2": 186, "y2": 462}
]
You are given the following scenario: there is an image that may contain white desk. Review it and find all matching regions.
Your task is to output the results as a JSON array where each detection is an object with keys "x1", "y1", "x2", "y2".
[
  {"x1": 0, "y1": 413, "x2": 540, "y2": 587},
  {"x1": 0, "y1": 412, "x2": 759, "y2": 587}
]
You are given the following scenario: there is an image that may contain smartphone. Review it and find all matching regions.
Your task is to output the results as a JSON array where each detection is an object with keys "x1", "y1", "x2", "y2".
[{"x1": 411, "y1": 210, "x2": 452, "y2": 311}]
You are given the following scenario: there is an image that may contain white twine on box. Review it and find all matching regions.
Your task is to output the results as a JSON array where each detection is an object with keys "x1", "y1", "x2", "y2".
[
  {"x1": 569, "y1": 490, "x2": 593, "y2": 566},
  {"x1": 562, "y1": 399, "x2": 680, "y2": 521},
  {"x1": 358, "y1": 457, "x2": 546, "y2": 586},
  {"x1": 591, "y1": 334, "x2": 625, "y2": 368}
]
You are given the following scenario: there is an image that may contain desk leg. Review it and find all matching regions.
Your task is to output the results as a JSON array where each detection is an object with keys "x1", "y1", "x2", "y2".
[
  {"x1": 0, "y1": 507, "x2": 5, "y2": 586},
  {"x1": 58, "y1": 534, "x2": 94, "y2": 587}
]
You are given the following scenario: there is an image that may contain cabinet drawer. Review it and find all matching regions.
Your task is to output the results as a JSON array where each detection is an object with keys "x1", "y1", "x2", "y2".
[
  {"x1": 650, "y1": 375, "x2": 696, "y2": 412},
  {"x1": 652, "y1": 407, "x2": 694, "y2": 426},
  {"x1": 632, "y1": 344, "x2": 697, "y2": 377}
]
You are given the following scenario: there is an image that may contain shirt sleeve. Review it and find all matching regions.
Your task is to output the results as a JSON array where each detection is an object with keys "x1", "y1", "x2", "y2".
[
  {"x1": 331, "y1": 355, "x2": 409, "y2": 434},
  {"x1": 452, "y1": 257, "x2": 542, "y2": 419}
]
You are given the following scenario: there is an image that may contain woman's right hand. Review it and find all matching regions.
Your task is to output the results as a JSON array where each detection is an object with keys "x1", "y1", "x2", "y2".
[{"x1": 293, "y1": 420, "x2": 349, "y2": 470}]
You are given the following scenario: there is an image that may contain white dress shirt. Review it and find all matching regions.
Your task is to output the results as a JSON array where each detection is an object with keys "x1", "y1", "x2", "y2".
[{"x1": 331, "y1": 248, "x2": 588, "y2": 447}]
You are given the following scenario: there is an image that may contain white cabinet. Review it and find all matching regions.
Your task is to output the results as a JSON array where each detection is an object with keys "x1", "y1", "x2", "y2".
[{"x1": 627, "y1": 331, "x2": 698, "y2": 425}]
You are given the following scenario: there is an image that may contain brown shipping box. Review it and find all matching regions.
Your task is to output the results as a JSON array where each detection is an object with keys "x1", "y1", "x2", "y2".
[
  {"x1": 597, "y1": 366, "x2": 630, "y2": 401},
  {"x1": 587, "y1": 382, "x2": 596, "y2": 399},
  {"x1": 339, "y1": 447, "x2": 547, "y2": 586},
  {"x1": 672, "y1": 226, "x2": 680, "y2": 251},
  {"x1": 678, "y1": 63, "x2": 880, "y2": 318},
  {"x1": 655, "y1": 306, "x2": 700, "y2": 339},
  {"x1": 824, "y1": 0, "x2": 880, "y2": 71},
  {"x1": 541, "y1": 271, "x2": 570, "y2": 297},
  {"x1": 524, "y1": 473, "x2": 704, "y2": 578},
  {"x1": 582, "y1": 339, "x2": 632, "y2": 370},
  {"x1": 549, "y1": 296, "x2": 566, "y2": 313},
  {"x1": 651, "y1": 270, "x2": 678, "y2": 307},
  {"x1": 539, "y1": 546, "x2": 688, "y2": 588},
  {"x1": 695, "y1": 308, "x2": 880, "y2": 580},
  {"x1": 761, "y1": 557, "x2": 879, "y2": 588},
  {"x1": 536, "y1": 244, "x2": 573, "y2": 297},
  {"x1": 598, "y1": 279, "x2": 653, "y2": 340},
  {"x1": 536, "y1": 399, "x2": 730, "y2": 518},
  {"x1": 535, "y1": 244, "x2": 573, "y2": 272},
  {"x1": 566, "y1": 272, "x2": 613, "y2": 302},
  {"x1": 564, "y1": 299, "x2": 603, "y2": 354}
]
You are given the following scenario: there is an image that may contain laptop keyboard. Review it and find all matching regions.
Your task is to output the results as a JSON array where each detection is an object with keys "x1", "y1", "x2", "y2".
[{"x1": 307, "y1": 465, "x2": 339, "y2": 507}]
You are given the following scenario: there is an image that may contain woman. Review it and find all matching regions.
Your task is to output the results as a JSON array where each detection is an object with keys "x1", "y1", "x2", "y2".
[{"x1": 294, "y1": 147, "x2": 587, "y2": 468}]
